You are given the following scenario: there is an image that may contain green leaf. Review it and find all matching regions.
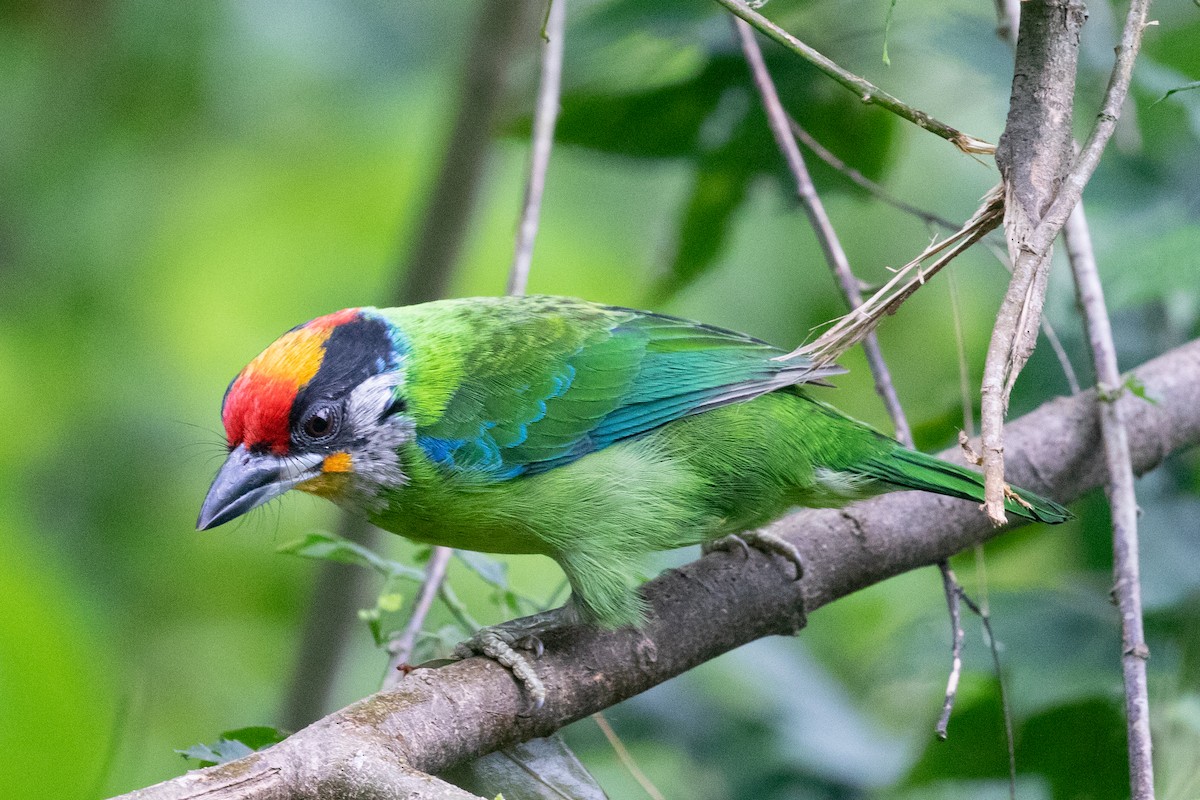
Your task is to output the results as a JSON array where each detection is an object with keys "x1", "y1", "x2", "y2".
[
  {"x1": 219, "y1": 726, "x2": 289, "y2": 750},
  {"x1": 1124, "y1": 375, "x2": 1158, "y2": 405},
  {"x1": 277, "y1": 531, "x2": 424, "y2": 581},
  {"x1": 454, "y1": 550, "x2": 509, "y2": 590},
  {"x1": 654, "y1": 157, "x2": 752, "y2": 300},
  {"x1": 176, "y1": 727, "x2": 288, "y2": 767},
  {"x1": 1153, "y1": 80, "x2": 1200, "y2": 105}
]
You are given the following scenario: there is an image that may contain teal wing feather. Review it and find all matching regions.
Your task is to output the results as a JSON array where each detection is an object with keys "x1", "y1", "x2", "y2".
[{"x1": 414, "y1": 297, "x2": 843, "y2": 480}]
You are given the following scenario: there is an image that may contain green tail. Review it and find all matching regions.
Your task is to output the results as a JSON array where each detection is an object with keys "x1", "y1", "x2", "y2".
[{"x1": 858, "y1": 446, "x2": 1072, "y2": 524}]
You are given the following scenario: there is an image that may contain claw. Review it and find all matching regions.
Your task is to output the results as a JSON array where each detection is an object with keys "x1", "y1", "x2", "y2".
[
  {"x1": 452, "y1": 609, "x2": 565, "y2": 711},
  {"x1": 706, "y1": 529, "x2": 805, "y2": 580},
  {"x1": 518, "y1": 635, "x2": 545, "y2": 658},
  {"x1": 703, "y1": 534, "x2": 752, "y2": 559}
]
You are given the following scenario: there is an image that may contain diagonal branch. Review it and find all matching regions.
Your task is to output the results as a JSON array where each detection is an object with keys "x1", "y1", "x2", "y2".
[
  {"x1": 113, "y1": 339, "x2": 1200, "y2": 800},
  {"x1": 1064, "y1": 202, "x2": 1154, "y2": 798},
  {"x1": 713, "y1": 0, "x2": 994, "y2": 154},
  {"x1": 790, "y1": 186, "x2": 1005, "y2": 367},
  {"x1": 731, "y1": 16, "x2": 911, "y2": 446},
  {"x1": 507, "y1": 0, "x2": 567, "y2": 296}
]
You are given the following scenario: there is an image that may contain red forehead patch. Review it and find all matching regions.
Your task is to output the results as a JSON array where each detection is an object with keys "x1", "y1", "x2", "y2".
[{"x1": 222, "y1": 309, "x2": 360, "y2": 453}]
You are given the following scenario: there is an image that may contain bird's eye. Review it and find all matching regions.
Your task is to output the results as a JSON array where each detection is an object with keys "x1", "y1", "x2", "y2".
[{"x1": 299, "y1": 405, "x2": 341, "y2": 443}]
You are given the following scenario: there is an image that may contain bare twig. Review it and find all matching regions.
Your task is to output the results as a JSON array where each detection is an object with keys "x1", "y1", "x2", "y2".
[
  {"x1": 732, "y1": 17, "x2": 911, "y2": 445},
  {"x1": 788, "y1": 119, "x2": 962, "y2": 231},
  {"x1": 114, "y1": 339, "x2": 1200, "y2": 800},
  {"x1": 508, "y1": 0, "x2": 566, "y2": 296},
  {"x1": 981, "y1": 0, "x2": 1153, "y2": 523},
  {"x1": 592, "y1": 713, "x2": 665, "y2": 800},
  {"x1": 713, "y1": 0, "x2": 994, "y2": 154},
  {"x1": 383, "y1": 547, "x2": 454, "y2": 690},
  {"x1": 1064, "y1": 201, "x2": 1154, "y2": 799},
  {"x1": 935, "y1": 562, "x2": 966, "y2": 739}
]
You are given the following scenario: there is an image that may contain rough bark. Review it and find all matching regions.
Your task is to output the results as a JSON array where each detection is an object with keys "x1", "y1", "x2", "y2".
[{"x1": 981, "y1": 0, "x2": 1088, "y2": 522}]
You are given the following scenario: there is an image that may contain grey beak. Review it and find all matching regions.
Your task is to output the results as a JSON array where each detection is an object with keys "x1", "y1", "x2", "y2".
[{"x1": 197, "y1": 445, "x2": 322, "y2": 530}]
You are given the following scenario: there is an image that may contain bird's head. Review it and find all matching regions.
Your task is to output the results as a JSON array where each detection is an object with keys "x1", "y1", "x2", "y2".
[{"x1": 197, "y1": 308, "x2": 414, "y2": 530}]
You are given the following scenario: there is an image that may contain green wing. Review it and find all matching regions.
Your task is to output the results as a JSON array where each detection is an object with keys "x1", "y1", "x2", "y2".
[{"x1": 396, "y1": 296, "x2": 842, "y2": 481}]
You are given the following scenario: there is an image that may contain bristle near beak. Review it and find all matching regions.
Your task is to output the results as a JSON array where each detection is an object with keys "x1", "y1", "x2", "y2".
[{"x1": 197, "y1": 445, "x2": 324, "y2": 530}]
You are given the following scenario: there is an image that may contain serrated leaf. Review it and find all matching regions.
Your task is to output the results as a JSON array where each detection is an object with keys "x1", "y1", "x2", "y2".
[
  {"x1": 219, "y1": 726, "x2": 289, "y2": 750},
  {"x1": 176, "y1": 727, "x2": 287, "y2": 767}
]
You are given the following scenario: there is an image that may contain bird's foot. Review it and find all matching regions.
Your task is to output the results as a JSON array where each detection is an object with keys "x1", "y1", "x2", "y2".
[
  {"x1": 453, "y1": 609, "x2": 567, "y2": 712},
  {"x1": 704, "y1": 529, "x2": 805, "y2": 580}
]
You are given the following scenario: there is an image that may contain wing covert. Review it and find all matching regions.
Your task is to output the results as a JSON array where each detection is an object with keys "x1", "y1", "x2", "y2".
[{"x1": 408, "y1": 297, "x2": 841, "y2": 480}]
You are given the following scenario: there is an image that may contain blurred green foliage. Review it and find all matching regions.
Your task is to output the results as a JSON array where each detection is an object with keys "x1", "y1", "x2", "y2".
[{"x1": 1, "y1": 0, "x2": 1198, "y2": 798}]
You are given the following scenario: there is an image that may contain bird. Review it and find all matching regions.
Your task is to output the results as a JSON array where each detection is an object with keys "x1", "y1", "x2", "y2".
[{"x1": 198, "y1": 295, "x2": 1070, "y2": 706}]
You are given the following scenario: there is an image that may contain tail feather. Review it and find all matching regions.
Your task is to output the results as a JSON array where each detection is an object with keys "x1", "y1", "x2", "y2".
[{"x1": 858, "y1": 446, "x2": 1072, "y2": 524}]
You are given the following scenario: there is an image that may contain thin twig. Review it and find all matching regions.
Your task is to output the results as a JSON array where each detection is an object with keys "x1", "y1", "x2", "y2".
[
  {"x1": 508, "y1": 0, "x2": 567, "y2": 296},
  {"x1": 732, "y1": 17, "x2": 911, "y2": 445},
  {"x1": 935, "y1": 563, "x2": 1017, "y2": 798},
  {"x1": 980, "y1": 0, "x2": 1153, "y2": 523},
  {"x1": 713, "y1": 0, "x2": 994, "y2": 154},
  {"x1": 788, "y1": 119, "x2": 962, "y2": 231},
  {"x1": 592, "y1": 713, "x2": 666, "y2": 800},
  {"x1": 1064, "y1": 201, "x2": 1154, "y2": 799},
  {"x1": 383, "y1": 547, "x2": 454, "y2": 690},
  {"x1": 935, "y1": 562, "x2": 966, "y2": 739}
]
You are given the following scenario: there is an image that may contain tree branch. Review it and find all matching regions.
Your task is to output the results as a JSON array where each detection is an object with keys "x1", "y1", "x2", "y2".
[
  {"x1": 981, "y1": 0, "x2": 1088, "y2": 524},
  {"x1": 114, "y1": 339, "x2": 1200, "y2": 800},
  {"x1": 1064, "y1": 201, "x2": 1154, "y2": 798},
  {"x1": 981, "y1": 0, "x2": 1153, "y2": 523},
  {"x1": 507, "y1": 0, "x2": 566, "y2": 296}
]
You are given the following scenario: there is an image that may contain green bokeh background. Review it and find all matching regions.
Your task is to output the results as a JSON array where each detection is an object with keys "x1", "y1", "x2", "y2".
[{"x1": 2, "y1": 1, "x2": 1198, "y2": 798}]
